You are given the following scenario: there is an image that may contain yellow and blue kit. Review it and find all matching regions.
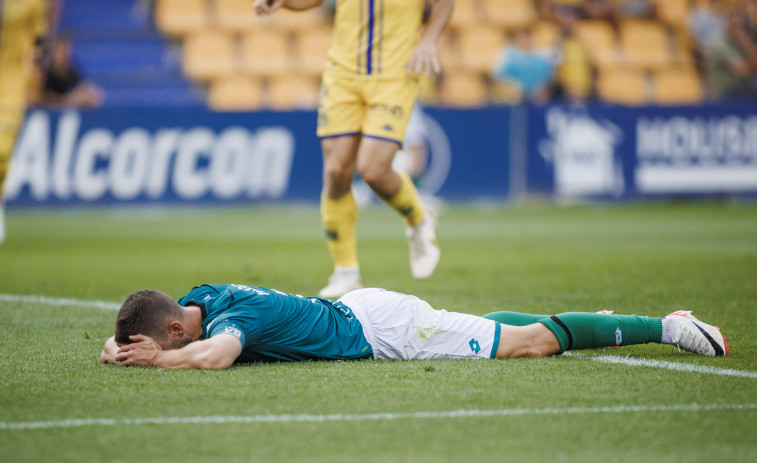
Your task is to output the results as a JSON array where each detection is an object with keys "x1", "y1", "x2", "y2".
[{"x1": 317, "y1": 0, "x2": 425, "y2": 144}]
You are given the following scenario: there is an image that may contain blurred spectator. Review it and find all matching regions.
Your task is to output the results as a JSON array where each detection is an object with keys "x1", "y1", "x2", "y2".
[
  {"x1": 745, "y1": 0, "x2": 757, "y2": 32},
  {"x1": 689, "y1": 0, "x2": 728, "y2": 50},
  {"x1": 582, "y1": 0, "x2": 616, "y2": 24},
  {"x1": 730, "y1": 1, "x2": 757, "y2": 71},
  {"x1": 553, "y1": 23, "x2": 593, "y2": 103},
  {"x1": 690, "y1": 1, "x2": 757, "y2": 99},
  {"x1": 540, "y1": 0, "x2": 584, "y2": 29},
  {"x1": 491, "y1": 28, "x2": 556, "y2": 103},
  {"x1": 614, "y1": 0, "x2": 657, "y2": 20},
  {"x1": 39, "y1": 36, "x2": 104, "y2": 108}
]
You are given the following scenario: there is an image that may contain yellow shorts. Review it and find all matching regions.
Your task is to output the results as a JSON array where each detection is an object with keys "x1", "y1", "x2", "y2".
[{"x1": 317, "y1": 70, "x2": 419, "y2": 145}]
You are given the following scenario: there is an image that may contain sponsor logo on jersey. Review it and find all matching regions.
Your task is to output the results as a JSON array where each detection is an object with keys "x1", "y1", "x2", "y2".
[{"x1": 223, "y1": 325, "x2": 243, "y2": 339}]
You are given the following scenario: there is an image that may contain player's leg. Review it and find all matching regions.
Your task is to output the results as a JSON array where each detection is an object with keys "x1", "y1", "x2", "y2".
[
  {"x1": 360, "y1": 77, "x2": 439, "y2": 279},
  {"x1": 316, "y1": 72, "x2": 366, "y2": 299},
  {"x1": 491, "y1": 312, "x2": 662, "y2": 358},
  {"x1": 319, "y1": 135, "x2": 363, "y2": 298},
  {"x1": 494, "y1": 323, "x2": 561, "y2": 358},
  {"x1": 538, "y1": 312, "x2": 662, "y2": 352},
  {"x1": 356, "y1": 139, "x2": 439, "y2": 279},
  {"x1": 0, "y1": 130, "x2": 12, "y2": 244},
  {"x1": 0, "y1": 107, "x2": 24, "y2": 245},
  {"x1": 493, "y1": 311, "x2": 728, "y2": 357}
]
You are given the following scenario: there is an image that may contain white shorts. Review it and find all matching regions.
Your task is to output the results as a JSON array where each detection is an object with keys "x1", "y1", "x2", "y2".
[{"x1": 338, "y1": 288, "x2": 501, "y2": 360}]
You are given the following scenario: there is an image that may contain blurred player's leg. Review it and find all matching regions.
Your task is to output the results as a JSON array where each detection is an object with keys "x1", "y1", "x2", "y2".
[
  {"x1": 0, "y1": 0, "x2": 48, "y2": 245},
  {"x1": 0, "y1": 113, "x2": 23, "y2": 245},
  {"x1": 405, "y1": 202, "x2": 439, "y2": 279},
  {"x1": 358, "y1": 105, "x2": 440, "y2": 279},
  {"x1": 319, "y1": 135, "x2": 363, "y2": 299},
  {"x1": 357, "y1": 138, "x2": 439, "y2": 279}
]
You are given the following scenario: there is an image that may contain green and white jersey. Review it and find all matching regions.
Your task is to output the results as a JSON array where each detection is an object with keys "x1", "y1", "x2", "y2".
[{"x1": 177, "y1": 284, "x2": 374, "y2": 363}]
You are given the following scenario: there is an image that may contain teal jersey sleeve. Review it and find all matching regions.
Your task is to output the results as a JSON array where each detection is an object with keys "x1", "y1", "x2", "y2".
[
  {"x1": 178, "y1": 284, "x2": 373, "y2": 363},
  {"x1": 207, "y1": 320, "x2": 246, "y2": 345}
]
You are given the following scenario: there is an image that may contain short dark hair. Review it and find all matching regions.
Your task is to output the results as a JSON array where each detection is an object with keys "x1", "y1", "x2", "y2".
[{"x1": 115, "y1": 290, "x2": 184, "y2": 344}]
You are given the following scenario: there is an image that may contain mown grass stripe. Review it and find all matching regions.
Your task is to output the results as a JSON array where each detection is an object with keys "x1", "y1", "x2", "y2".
[
  {"x1": 566, "y1": 353, "x2": 757, "y2": 379},
  {"x1": 2, "y1": 403, "x2": 755, "y2": 430}
]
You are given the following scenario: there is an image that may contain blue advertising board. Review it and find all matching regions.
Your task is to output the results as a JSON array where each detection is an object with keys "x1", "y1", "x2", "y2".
[
  {"x1": 5, "y1": 107, "x2": 511, "y2": 207},
  {"x1": 526, "y1": 103, "x2": 757, "y2": 198},
  {"x1": 6, "y1": 103, "x2": 757, "y2": 207}
]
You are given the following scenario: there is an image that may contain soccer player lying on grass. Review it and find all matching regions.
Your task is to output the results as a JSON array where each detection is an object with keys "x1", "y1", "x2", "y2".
[{"x1": 100, "y1": 284, "x2": 729, "y2": 370}]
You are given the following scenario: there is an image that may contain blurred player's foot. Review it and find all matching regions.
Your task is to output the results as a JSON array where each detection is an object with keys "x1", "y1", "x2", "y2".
[
  {"x1": 406, "y1": 206, "x2": 440, "y2": 279},
  {"x1": 0, "y1": 204, "x2": 5, "y2": 245},
  {"x1": 319, "y1": 268, "x2": 363, "y2": 300},
  {"x1": 662, "y1": 310, "x2": 729, "y2": 356}
]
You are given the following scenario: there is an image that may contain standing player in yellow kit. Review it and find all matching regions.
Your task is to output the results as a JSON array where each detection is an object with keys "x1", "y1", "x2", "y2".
[
  {"x1": 254, "y1": 0, "x2": 453, "y2": 299},
  {"x1": 0, "y1": 0, "x2": 48, "y2": 244}
]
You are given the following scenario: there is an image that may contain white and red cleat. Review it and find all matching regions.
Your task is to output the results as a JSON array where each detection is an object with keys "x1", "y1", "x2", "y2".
[
  {"x1": 406, "y1": 206, "x2": 440, "y2": 280},
  {"x1": 664, "y1": 310, "x2": 730, "y2": 356}
]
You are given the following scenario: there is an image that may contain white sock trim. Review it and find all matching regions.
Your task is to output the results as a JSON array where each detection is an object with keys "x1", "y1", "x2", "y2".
[
  {"x1": 334, "y1": 266, "x2": 360, "y2": 276},
  {"x1": 661, "y1": 317, "x2": 675, "y2": 344}
]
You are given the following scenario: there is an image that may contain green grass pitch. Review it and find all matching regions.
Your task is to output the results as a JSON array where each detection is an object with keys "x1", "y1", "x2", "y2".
[{"x1": 1, "y1": 201, "x2": 755, "y2": 462}]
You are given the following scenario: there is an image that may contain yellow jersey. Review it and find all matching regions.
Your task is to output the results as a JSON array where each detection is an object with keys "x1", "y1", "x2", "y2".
[
  {"x1": 0, "y1": 0, "x2": 47, "y2": 106},
  {"x1": 328, "y1": 0, "x2": 424, "y2": 78}
]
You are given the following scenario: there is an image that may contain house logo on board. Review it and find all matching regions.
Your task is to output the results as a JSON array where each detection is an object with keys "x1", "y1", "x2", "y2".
[{"x1": 538, "y1": 108, "x2": 624, "y2": 198}]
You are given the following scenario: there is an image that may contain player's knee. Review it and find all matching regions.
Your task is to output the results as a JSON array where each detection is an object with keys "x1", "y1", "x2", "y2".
[
  {"x1": 525, "y1": 344, "x2": 555, "y2": 358},
  {"x1": 323, "y1": 163, "x2": 354, "y2": 188},
  {"x1": 358, "y1": 164, "x2": 390, "y2": 190}
]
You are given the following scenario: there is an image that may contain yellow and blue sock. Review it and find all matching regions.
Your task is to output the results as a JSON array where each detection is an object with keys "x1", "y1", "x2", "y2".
[
  {"x1": 383, "y1": 170, "x2": 424, "y2": 227},
  {"x1": 321, "y1": 190, "x2": 359, "y2": 269}
]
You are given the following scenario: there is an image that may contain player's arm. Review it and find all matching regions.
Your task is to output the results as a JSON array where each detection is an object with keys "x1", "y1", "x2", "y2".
[
  {"x1": 253, "y1": 0, "x2": 324, "y2": 15},
  {"x1": 114, "y1": 334, "x2": 242, "y2": 370},
  {"x1": 408, "y1": 0, "x2": 454, "y2": 76},
  {"x1": 100, "y1": 336, "x2": 119, "y2": 364}
]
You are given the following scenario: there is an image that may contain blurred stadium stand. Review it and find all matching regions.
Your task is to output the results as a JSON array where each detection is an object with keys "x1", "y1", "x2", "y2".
[
  {"x1": 59, "y1": 0, "x2": 204, "y2": 107},
  {"x1": 55, "y1": 0, "x2": 755, "y2": 110}
]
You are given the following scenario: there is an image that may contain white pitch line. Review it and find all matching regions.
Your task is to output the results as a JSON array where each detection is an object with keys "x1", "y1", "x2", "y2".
[
  {"x1": 1, "y1": 403, "x2": 755, "y2": 431},
  {"x1": 565, "y1": 352, "x2": 757, "y2": 379},
  {"x1": 0, "y1": 293, "x2": 120, "y2": 311}
]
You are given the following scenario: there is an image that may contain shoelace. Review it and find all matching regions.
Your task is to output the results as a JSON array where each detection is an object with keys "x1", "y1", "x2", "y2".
[{"x1": 674, "y1": 324, "x2": 709, "y2": 355}]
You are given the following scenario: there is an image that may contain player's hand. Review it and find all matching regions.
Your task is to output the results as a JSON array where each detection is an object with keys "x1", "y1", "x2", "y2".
[
  {"x1": 114, "y1": 334, "x2": 162, "y2": 367},
  {"x1": 253, "y1": 0, "x2": 285, "y2": 15},
  {"x1": 407, "y1": 40, "x2": 441, "y2": 77}
]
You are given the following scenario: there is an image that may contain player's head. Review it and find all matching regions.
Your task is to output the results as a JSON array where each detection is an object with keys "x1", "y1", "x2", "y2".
[
  {"x1": 514, "y1": 27, "x2": 533, "y2": 50},
  {"x1": 115, "y1": 289, "x2": 192, "y2": 348}
]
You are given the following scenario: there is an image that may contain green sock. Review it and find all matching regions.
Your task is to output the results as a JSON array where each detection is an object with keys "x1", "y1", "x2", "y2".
[
  {"x1": 539, "y1": 313, "x2": 663, "y2": 353},
  {"x1": 483, "y1": 311, "x2": 549, "y2": 326}
]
